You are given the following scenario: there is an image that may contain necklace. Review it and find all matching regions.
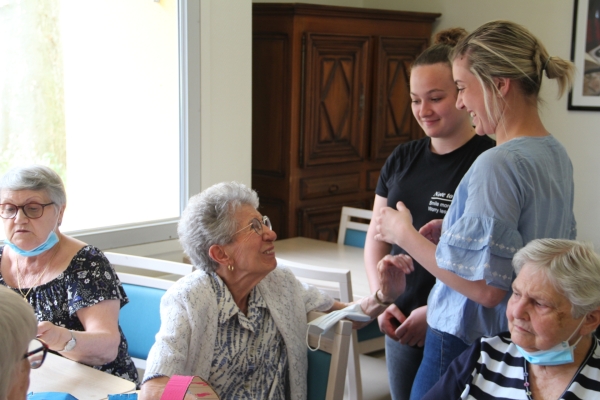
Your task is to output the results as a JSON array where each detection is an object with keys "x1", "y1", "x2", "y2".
[
  {"x1": 523, "y1": 360, "x2": 533, "y2": 399},
  {"x1": 15, "y1": 248, "x2": 57, "y2": 301}
]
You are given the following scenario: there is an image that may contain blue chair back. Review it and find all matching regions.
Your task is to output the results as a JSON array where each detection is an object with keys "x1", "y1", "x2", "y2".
[
  {"x1": 343, "y1": 228, "x2": 367, "y2": 248},
  {"x1": 307, "y1": 349, "x2": 332, "y2": 400},
  {"x1": 356, "y1": 319, "x2": 383, "y2": 342},
  {"x1": 120, "y1": 283, "x2": 166, "y2": 360},
  {"x1": 337, "y1": 207, "x2": 385, "y2": 355}
]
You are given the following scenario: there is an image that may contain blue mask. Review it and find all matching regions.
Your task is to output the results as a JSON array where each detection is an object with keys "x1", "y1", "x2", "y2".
[
  {"x1": 4, "y1": 231, "x2": 59, "y2": 257},
  {"x1": 515, "y1": 316, "x2": 586, "y2": 366}
]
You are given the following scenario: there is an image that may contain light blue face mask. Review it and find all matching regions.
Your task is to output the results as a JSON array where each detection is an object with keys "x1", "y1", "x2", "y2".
[
  {"x1": 306, "y1": 303, "x2": 371, "y2": 351},
  {"x1": 4, "y1": 231, "x2": 59, "y2": 257},
  {"x1": 515, "y1": 315, "x2": 587, "y2": 366}
]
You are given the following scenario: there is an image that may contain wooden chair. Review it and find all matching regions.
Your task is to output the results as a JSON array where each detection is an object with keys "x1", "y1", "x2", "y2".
[
  {"x1": 280, "y1": 258, "x2": 363, "y2": 400},
  {"x1": 337, "y1": 207, "x2": 386, "y2": 356},
  {"x1": 338, "y1": 206, "x2": 372, "y2": 248},
  {"x1": 105, "y1": 252, "x2": 192, "y2": 370},
  {"x1": 105, "y1": 251, "x2": 192, "y2": 281},
  {"x1": 307, "y1": 311, "x2": 352, "y2": 400}
]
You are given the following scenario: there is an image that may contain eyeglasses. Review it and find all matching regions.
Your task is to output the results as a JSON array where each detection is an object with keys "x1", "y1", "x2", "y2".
[
  {"x1": 233, "y1": 215, "x2": 272, "y2": 237},
  {"x1": 23, "y1": 338, "x2": 48, "y2": 369},
  {"x1": 0, "y1": 202, "x2": 55, "y2": 219}
]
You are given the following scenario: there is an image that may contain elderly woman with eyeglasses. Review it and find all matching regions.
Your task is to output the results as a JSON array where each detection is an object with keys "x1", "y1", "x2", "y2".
[
  {"x1": 0, "y1": 165, "x2": 138, "y2": 385},
  {"x1": 0, "y1": 285, "x2": 48, "y2": 400},
  {"x1": 140, "y1": 182, "x2": 403, "y2": 400}
]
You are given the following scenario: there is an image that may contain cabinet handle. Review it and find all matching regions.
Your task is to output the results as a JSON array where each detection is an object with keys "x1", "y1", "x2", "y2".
[{"x1": 329, "y1": 184, "x2": 339, "y2": 193}]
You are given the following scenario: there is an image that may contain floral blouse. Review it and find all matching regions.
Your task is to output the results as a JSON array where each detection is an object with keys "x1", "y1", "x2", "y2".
[{"x1": 0, "y1": 245, "x2": 139, "y2": 385}]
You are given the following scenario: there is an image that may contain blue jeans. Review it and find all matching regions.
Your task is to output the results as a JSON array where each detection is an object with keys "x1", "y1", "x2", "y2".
[
  {"x1": 409, "y1": 326, "x2": 469, "y2": 400},
  {"x1": 386, "y1": 336, "x2": 424, "y2": 400}
]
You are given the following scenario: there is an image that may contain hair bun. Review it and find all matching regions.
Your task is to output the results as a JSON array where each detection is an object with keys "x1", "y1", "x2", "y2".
[{"x1": 434, "y1": 28, "x2": 468, "y2": 47}]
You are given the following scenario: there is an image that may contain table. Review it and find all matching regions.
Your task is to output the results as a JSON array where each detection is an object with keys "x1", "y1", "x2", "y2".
[
  {"x1": 29, "y1": 352, "x2": 136, "y2": 400},
  {"x1": 274, "y1": 237, "x2": 371, "y2": 299}
]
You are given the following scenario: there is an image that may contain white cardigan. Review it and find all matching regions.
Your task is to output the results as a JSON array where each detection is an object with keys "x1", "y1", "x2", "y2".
[{"x1": 144, "y1": 266, "x2": 334, "y2": 399}]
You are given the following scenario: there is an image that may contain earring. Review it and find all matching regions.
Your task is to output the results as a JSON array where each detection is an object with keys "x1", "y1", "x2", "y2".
[{"x1": 228, "y1": 265, "x2": 234, "y2": 272}]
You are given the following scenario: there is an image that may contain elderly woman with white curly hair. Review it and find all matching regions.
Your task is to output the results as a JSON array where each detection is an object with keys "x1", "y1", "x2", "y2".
[
  {"x1": 0, "y1": 285, "x2": 48, "y2": 400},
  {"x1": 140, "y1": 182, "x2": 404, "y2": 400},
  {"x1": 422, "y1": 238, "x2": 600, "y2": 399}
]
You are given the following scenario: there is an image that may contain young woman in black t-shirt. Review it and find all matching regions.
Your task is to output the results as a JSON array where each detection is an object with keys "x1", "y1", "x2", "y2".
[{"x1": 364, "y1": 28, "x2": 494, "y2": 400}]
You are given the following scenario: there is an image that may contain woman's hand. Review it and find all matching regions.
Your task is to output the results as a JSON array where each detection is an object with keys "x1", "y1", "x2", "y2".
[
  {"x1": 419, "y1": 219, "x2": 444, "y2": 244},
  {"x1": 374, "y1": 202, "x2": 416, "y2": 247},
  {"x1": 37, "y1": 321, "x2": 73, "y2": 351},
  {"x1": 38, "y1": 300, "x2": 122, "y2": 366},
  {"x1": 140, "y1": 376, "x2": 169, "y2": 400},
  {"x1": 395, "y1": 305, "x2": 427, "y2": 347},
  {"x1": 377, "y1": 304, "x2": 406, "y2": 338},
  {"x1": 378, "y1": 254, "x2": 414, "y2": 303},
  {"x1": 358, "y1": 254, "x2": 413, "y2": 320}
]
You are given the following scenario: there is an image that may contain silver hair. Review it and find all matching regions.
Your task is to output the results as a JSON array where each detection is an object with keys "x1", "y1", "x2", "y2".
[
  {"x1": 0, "y1": 286, "x2": 37, "y2": 400},
  {"x1": 178, "y1": 182, "x2": 259, "y2": 273},
  {"x1": 513, "y1": 239, "x2": 600, "y2": 318},
  {"x1": 0, "y1": 165, "x2": 67, "y2": 208}
]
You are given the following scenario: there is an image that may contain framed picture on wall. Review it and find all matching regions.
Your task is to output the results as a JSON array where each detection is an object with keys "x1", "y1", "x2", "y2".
[{"x1": 569, "y1": 0, "x2": 600, "y2": 110}]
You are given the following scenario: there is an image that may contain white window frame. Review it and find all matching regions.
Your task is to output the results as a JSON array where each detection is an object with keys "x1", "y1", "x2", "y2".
[{"x1": 71, "y1": 0, "x2": 201, "y2": 250}]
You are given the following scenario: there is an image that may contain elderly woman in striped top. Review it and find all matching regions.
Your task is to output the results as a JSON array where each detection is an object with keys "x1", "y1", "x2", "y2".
[{"x1": 423, "y1": 239, "x2": 600, "y2": 400}]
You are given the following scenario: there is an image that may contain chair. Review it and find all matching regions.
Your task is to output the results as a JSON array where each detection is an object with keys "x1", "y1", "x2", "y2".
[
  {"x1": 338, "y1": 206, "x2": 372, "y2": 248},
  {"x1": 105, "y1": 252, "x2": 193, "y2": 370},
  {"x1": 279, "y1": 258, "x2": 363, "y2": 400},
  {"x1": 337, "y1": 207, "x2": 386, "y2": 355},
  {"x1": 105, "y1": 252, "x2": 193, "y2": 281},
  {"x1": 307, "y1": 311, "x2": 352, "y2": 400}
]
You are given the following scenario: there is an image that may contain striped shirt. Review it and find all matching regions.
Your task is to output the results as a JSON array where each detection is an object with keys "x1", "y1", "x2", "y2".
[{"x1": 423, "y1": 332, "x2": 600, "y2": 400}]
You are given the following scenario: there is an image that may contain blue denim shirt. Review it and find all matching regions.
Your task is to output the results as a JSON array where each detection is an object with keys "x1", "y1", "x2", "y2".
[{"x1": 428, "y1": 135, "x2": 576, "y2": 345}]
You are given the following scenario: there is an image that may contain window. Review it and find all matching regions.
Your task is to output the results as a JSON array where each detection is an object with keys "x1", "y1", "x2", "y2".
[{"x1": 0, "y1": 0, "x2": 200, "y2": 248}]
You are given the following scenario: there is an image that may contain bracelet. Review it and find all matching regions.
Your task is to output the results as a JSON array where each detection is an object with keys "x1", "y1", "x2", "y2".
[{"x1": 374, "y1": 289, "x2": 392, "y2": 307}]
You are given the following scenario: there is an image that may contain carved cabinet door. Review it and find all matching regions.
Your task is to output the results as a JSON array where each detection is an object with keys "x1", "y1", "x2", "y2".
[
  {"x1": 301, "y1": 33, "x2": 371, "y2": 167},
  {"x1": 371, "y1": 37, "x2": 429, "y2": 160}
]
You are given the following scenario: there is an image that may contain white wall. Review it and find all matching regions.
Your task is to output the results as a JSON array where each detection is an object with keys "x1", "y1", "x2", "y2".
[{"x1": 199, "y1": 1, "x2": 252, "y2": 190}]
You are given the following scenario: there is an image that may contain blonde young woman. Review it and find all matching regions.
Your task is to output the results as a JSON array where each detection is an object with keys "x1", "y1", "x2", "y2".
[
  {"x1": 374, "y1": 21, "x2": 576, "y2": 399},
  {"x1": 364, "y1": 28, "x2": 494, "y2": 400}
]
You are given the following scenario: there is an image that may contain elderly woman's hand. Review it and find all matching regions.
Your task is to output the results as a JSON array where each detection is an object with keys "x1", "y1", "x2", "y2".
[
  {"x1": 37, "y1": 321, "x2": 72, "y2": 351},
  {"x1": 358, "y1": 254, "x2": 414, "y2": 320},
  {"x1": 377, "y1": 254, "x2": 413, "y2": 303},
  {"x1": 36, "y1": 300, "x2": 122, "y2": 366}
]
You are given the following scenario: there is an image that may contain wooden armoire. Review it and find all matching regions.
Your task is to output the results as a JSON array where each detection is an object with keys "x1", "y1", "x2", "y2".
[{"x1": 252, "y1": 3, "x2": 440, "y2": 242}]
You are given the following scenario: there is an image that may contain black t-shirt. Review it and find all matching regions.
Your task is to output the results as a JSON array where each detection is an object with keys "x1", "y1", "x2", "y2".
[{"x1": 376, "y1": 135, "x2": 495, "y2": 316}]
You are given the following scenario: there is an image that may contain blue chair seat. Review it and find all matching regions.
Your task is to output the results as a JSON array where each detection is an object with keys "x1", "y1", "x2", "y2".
[{"x1": 120, "y1": 283, "x2": 166, "y2": 360}]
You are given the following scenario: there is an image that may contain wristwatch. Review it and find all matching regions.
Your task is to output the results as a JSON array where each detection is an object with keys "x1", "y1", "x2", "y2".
[{"x1": 60, "y1": 330, "x2": 77, "y2": 352}]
